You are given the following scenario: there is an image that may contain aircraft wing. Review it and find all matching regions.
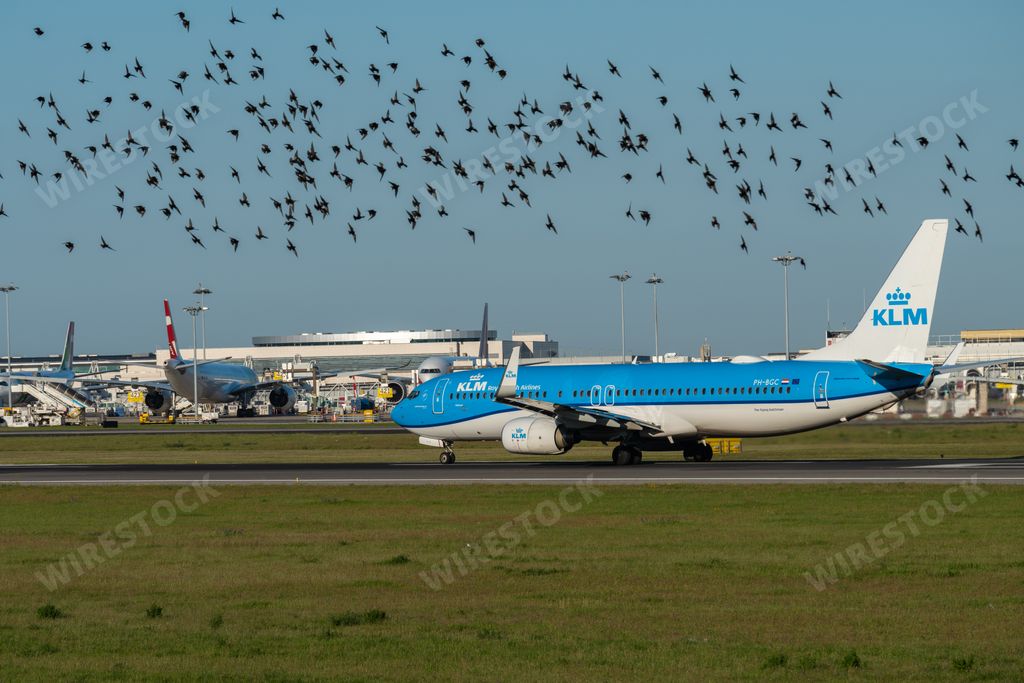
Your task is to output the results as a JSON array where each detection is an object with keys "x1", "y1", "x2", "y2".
[
  {"x1": 167, "y1": 357, "x2": 233, "y2": 374},
  {"x1": 495, "y1": 393, "x2": 659, "y2": 433},
  {"x1": 492, "y1": 347, "x2": 669, "y2": 435},
  {"x1": 938, "y1": 358, "x2": 1024, "y2": 375},
  {"x1": 238, "y1": 380, "x2": 290, "y2": 393},
  {"x1": 15, "y1": 374, "x2": 174, "y2": 392},
  {"x1": 76, "y1": 378, "x2": 173, "y2": 392},
  {"x1": 319, "y1": 361, "x2": 413, "y2": 382}
]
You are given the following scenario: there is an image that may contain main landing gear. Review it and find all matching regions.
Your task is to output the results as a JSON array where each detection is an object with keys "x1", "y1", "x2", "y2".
[
  {"x1": 439, "y1": 444, "x2": 456, "y2": 465},
  {"x1": 683, "y1": 442, "x2": 714, "y2": 462},
  {"x1": 611, "y1": 444, "x2": 642, "y2": 466}
]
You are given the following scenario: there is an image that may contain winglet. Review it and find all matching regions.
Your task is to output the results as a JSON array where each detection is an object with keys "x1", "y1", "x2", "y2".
[
  {"x1": 495, "y1": 346, "x2": 521, "y2": 399},
  {"x1": 941, "y1": 342, "x2": 965, "y2": 367}
]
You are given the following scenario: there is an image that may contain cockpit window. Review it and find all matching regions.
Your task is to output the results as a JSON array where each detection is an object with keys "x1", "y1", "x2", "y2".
[{"x1": 407, "y1": 390, "x2": 420, "y2": 399}]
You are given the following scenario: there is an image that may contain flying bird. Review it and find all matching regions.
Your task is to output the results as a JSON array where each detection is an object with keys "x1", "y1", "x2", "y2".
[{"x1": 544, "y1": 214, "x2": 557, "y2": 234}]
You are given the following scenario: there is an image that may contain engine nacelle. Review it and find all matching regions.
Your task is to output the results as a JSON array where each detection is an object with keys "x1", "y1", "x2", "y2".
[
  {"x1": 379, "y1": 380, "x2": 407, "y2": 405},
  {"x1": 268, "y1": 385, "x2": 297, "y2": 411},
  {"x1": 501, "y1": 416, "x2": 573, "y2": 455},
  {"x1": 144, "y1": 388, "x2": 173, "y2": 413}
]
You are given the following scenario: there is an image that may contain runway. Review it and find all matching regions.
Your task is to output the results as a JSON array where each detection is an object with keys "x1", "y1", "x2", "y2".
[
  {"x1": 2, "y1": 457, "x2": 1023, "y2": 485},
  {"x1": 0, "y1": 426, "x2": 405, "y2": 437},
  {"x1": 0, "y1": 417, "x2": 1020, "y2": 438}
]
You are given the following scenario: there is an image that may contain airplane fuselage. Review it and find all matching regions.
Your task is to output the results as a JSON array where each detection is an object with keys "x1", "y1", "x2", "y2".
[
  {"x1": 163, "y1": 359, "x2": 259, "y2": 404},
  {"x1": 392, "y1": 359, "x2": 931, "y2": 445}
]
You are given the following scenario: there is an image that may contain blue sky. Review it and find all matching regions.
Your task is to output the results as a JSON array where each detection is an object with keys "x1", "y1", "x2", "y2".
[{"x1": 1, "y1": 0, "x2": 1021, "y2": 358}]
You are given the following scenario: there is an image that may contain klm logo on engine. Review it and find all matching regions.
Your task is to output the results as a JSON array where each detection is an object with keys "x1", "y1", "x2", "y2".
[{"x1": 872, "y1": 287, "x2": 927, "y2": 327}]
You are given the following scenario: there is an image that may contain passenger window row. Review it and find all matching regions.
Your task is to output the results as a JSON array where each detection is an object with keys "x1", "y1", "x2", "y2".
[{"x1": 447, "y1": 385, "x2": 794, "y2": 401}]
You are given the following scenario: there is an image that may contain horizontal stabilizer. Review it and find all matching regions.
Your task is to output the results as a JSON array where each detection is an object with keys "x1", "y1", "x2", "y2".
[
  {"x1": 856, "y1": 359, "x2": 928, "y2": 380},
  {"x1": 173, "y1": 357, "x2": 233, "y2": 373}
]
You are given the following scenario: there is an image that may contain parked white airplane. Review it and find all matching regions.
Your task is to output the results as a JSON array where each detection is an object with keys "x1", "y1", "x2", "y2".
[{"x1": 0, "y1": 322, "x2": 96, "y2": 408}]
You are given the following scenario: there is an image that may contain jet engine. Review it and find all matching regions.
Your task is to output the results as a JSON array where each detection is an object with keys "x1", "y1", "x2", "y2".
[
  {"x1": 500, "y1": 416, "x2": 573, "y2": 455},
  {"x1": 379, "y1": 380, "x2": 407, "y2": 405},
  {"x1": 144, "y1": 388, "x2": 173, "y2": 413},
  {"x1": 268, "y1": 385, "x2": 297, "y2": 412}
]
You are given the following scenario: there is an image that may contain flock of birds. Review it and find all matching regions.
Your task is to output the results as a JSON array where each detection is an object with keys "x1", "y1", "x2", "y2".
[{"x1": 6, "y1": 8, "x2": 1020, "y2": 259}]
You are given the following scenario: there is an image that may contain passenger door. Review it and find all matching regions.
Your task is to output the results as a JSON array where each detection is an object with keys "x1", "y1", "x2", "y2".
[
  {"x1": 813, "y1": 371, "x2": 830, "y2": 409},
  {"x1": 432, "y1": 378, "x2": 449, "y2": 415}
]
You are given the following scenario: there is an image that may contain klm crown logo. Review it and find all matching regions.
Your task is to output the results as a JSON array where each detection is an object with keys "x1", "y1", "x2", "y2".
[
  {"x1": 886, "y1": 287, "x2": 911, "y2": 306},
  {"x1": 873, "y1": 287, "x2": 927, "y2": 326}
]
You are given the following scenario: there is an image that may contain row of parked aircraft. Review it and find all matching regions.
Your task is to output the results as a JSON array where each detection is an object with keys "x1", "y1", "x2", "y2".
[{"x1": 0, "y1": 300, "x2": 470, "y2": 415}]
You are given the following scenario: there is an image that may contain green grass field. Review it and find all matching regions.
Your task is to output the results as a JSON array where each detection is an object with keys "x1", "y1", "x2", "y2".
[
  {"x1": 0, "y1": 421, "x2": 1021, "y2": 464},
  {"x1": 1, "y1": 484, "x2": 1021, "y2": 681}
]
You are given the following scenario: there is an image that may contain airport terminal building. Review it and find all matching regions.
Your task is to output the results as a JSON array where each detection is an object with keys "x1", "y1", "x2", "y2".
[{"x1": 154, "y1": 328, "x2": 559, "y2": 375}]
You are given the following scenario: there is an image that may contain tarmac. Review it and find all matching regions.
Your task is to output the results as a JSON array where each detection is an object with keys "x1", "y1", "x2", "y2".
[{"x1": 2, "y1": 457, "x2": 1022, "y2": 485}]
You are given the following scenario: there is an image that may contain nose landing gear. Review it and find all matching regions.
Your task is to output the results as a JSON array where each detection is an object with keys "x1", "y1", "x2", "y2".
[{"x1": 439, "y1": 443, "x2": 456, "y2": 464}]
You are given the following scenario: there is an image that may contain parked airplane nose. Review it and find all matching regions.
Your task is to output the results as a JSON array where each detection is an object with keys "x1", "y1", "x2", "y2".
[{"x1": 390, "y1": 398, "x2": 408, "y2": 427}]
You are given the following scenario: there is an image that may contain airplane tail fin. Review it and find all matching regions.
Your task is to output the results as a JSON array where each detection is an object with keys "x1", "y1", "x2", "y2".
[
  {"x1": 478, "y1": 302, "x2": 489, "y2": 367},
  {"x1": 164, "y1": 299, "x2": 179, "y2": 360},
  {"x1": 802, "y1": 219, "x2": 947, "y2": 363},
  {"x1": 59, "y1": 322, "x2": 75, "y2": 372}
]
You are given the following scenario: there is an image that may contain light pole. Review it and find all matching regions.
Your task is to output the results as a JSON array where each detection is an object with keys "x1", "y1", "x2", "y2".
[
  {"x1": 0, "y1": 285, "x2": 17, "y2": 413},
  {"x1": 193, "y1": 283, "x2": 212, "y2": 360},
  {"x1": 771, "y1": 252, "x2": 805, "y2": 360},
  {"x1": 183, "y1": 304, "x2": 206, "y2": 416},
  {"x1": 646, "y1": 274, "x2": 663, "y2": 359},
  {"x1": 609, "y1": 272, "x2": 631, "y2": 363}
]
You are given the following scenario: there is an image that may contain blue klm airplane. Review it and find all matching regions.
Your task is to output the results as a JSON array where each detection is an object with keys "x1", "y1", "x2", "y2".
[{"x1": 393, "y1": 219, "x2": 1008, "y2": 464}]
